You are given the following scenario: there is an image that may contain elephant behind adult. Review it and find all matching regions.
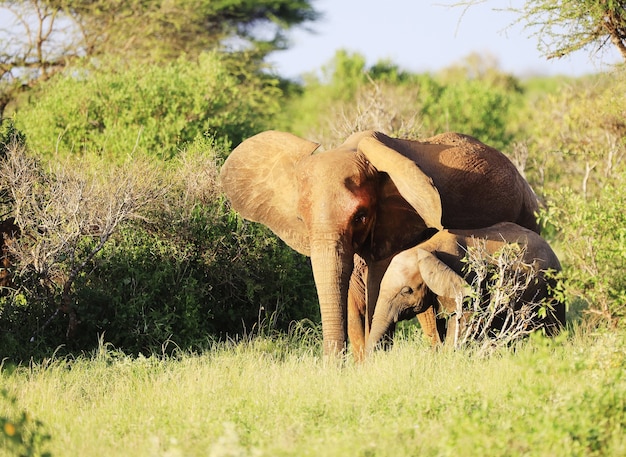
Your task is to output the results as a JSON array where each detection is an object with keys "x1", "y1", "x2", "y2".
[
  {"x1": 220, "y1": 130, "x2": 540, "y2": 356},
  {"x1": 366, "y1": 222, "x2": 566, "y2": 354},
  {"x1": 347, "y1": 252, "x2": 442, "y2": 361}
]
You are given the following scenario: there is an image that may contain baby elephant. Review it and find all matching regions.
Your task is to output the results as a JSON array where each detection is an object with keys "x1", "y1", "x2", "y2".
[{"x1": 366, "y1": 222, "x2": 565, "y2": 354}]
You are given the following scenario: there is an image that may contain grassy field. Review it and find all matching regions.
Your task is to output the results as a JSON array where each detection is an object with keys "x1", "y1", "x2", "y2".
[{"x1": 1, "y1": 325, "x2": 625, "y2": 457}]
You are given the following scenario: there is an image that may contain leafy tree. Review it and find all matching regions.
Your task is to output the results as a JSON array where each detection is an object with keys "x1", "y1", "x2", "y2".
[
  {"x1": 0, "y1": 0, "x2": 319, "y2": 116},
  {"x1": 456, "y1": 1, "x2": 626, "y2": 62},
  {"x1": 517, "y1": 0, "x2": 626, "y2": 61}
]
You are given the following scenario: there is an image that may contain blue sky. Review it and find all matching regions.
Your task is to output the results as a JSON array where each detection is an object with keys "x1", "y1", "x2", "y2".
[{"x1": 268, "y1": 0, "x2": 621, "y2": 79}]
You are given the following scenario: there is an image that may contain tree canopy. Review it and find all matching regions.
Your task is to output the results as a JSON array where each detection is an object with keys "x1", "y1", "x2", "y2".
[
  {"x1": 456, "y1": 1, "x2": 626, "y2": 62},
  {"x1": 518, "y1": 0, "x2": 626, "y2": 61},
  {"x1": 0, "y1": 0, "x2": 319, "y2": 115}
]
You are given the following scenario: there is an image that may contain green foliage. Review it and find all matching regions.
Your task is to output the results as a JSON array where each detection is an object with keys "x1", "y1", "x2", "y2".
[
  {"x1": 0, "y1": 139, "x2": 169, "y2": 361},
  {"x1": 0, "y1": 119, "x2": 25, "y2": 151},
  {"x1": 0, "y1": 389, "x2": 51, "y2": 457},
  {"x1": 542, "y1": 179, "x2": 626, "y2": 326},
  {"x1": 519, "y1": 71, "x2": 626, "y2": 195},
  {"x1": 419, "y1": 77, "x2": 517, "y2": 149},
  {"x1": 510, "y1": 0, "x2": 626, "y2": 61},
  {"x1": 0, "y1": 137, "x2": 317, "y2": 360},
  {"x1": 0, "y1": 0, "x2": 318, "y2": 118},
  {"x1": 14, "y1": 53, "x2": 281, "y2": 159},
  {"x1": 423, "y1": 53, "x2": 524, "y2": 149},
  {"x1": 65, "y1": 0, "x2": 320, "y2": 60},
  {"x1": 516, "y1": 68, "x2": 626, "y2": 326},
  {"x1": 280, "y1": 50, "x2": 522, "y2": 150},
  {"x1": 70, "y1": 206, "x2": 318, "y2": 355}
]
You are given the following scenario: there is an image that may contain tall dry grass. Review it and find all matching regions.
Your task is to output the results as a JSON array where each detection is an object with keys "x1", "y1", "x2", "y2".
[{"x1": 2, "y1": 326, "x2": 625, "y2": 457}]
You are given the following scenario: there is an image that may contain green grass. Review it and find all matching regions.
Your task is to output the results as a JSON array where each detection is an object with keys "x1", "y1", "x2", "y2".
[{"x1": 1, "y1": 326, "x2": 625, "y2": 457}]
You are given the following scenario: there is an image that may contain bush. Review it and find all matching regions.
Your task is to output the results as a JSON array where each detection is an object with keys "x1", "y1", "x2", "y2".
[
  {"x1": 0, "y1": 137, "x2": 319, "y2": 360},
  {"x1": 280, "y1": 51, "x2": 522, "y2": 151},
  {"x1": 542, "y1": 178, "x2": 626, "y2": 327},
  {"x1": 446, "y1": 241, "x2": 565, "y2": 356},
  {"x1": 72, "y1": 204, "x2": 318, "y2": 355},
  {"x1": 0, "y1": 140, "x2": 165, "y2": 359},
  {"x1": 419, "y1": 77, "x2": 518, "y2": 150},
  {"x1": 14, "y1": 53, "x2": 281, "y2": 160},
  {"x1": 519, "y1": 70, "x2": 626, "y2": 196},
  {"x1": 518, "y1": 68, "x2": 626, "y2": 328}
]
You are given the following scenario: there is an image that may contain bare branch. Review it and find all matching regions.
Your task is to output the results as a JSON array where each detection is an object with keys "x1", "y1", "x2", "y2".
[
  {"x1": 454, "y1": 240, "x2": 560, "y2": 356},
  {"x1": 0, "y1": 141, "x2": 167, "y2": 337}
]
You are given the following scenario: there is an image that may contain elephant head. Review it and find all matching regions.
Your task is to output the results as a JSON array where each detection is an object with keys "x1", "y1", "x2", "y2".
[
  {"x1": 220, "y1": 131, "x2": 540, "y2": 357},
  {"x1": 366, "y1": 245, "x2": 472, "y2": 353},
  {"x1": 366, "y1": 223, "x2": 565, "y2": 354}
]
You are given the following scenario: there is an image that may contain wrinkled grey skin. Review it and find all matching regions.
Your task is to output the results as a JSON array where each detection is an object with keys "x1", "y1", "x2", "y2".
[
  {"x1": 367, "y1": 222, "x2": 566, "y2": 354},
  {"x1": 220, "y1": 130, "x2": 540, "y2": 357}
]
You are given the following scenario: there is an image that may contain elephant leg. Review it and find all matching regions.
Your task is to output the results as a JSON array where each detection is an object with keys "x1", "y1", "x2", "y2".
[
  {"x1": 436, "y1": 317, "x2": 447, "y2": 344},
  {"x1": 446, "y1": 315, "x2": 459, "y2": 348},
  {"x1": 445, "y1": 311, "x2": 472, "y2": 349},
  {"x1": 436, "y1": 296, "x2": 467, "y2": 348},
  {"x1": 364, "y1": 256, "x2": 393, "y2": 337},
  {"x1": 416, "y1": 307, "x2": 442, "y2": 347},
  {"x1": 347, "y1": 286, "x2": 366, "y2": 362},
  {"x1": 348, "y1": 254, "x2": 367, "y2": 362}
]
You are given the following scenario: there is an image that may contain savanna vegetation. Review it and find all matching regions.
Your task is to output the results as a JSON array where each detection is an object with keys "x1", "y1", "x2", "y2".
[{"x1": 1, "y1": 0, "x2": 625, "y2": 455}]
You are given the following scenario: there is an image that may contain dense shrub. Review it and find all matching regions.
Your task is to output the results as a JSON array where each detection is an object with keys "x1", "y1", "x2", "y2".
[
  {"x1": 519, "y1": 70, "x2": 626, "y2": 196},
  {"x1": 70, "y1": 203, "x2": 318, "y2": 355},
  {"x1": 0, "y1": 136, "x2": 318, "y2": 361},
  {"x1": 542, "y1": 179, "x2": 626, "y2": 326},
  {"x1": 280, "y1": 50, "x2": 521, "y2": 151},
  {"x1": 0, "y1": 138, "x2": 165, "y2": 359},
  {"x1": 519, "y1": 69, "x2": 626, "y2": 327},
  {"x1": 14, "y1": 53, "x2": 281, "y2": 159}
]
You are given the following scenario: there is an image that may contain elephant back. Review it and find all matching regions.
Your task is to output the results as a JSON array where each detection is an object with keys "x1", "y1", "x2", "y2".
[{"x1": 390, "y1": 132, "x2": 540, "y2": 233}]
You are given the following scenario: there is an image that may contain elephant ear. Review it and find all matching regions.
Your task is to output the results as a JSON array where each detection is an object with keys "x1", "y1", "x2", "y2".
[
  {"x1": 220, "y1": 131, "x2": 320, "y2": 255},
  {"x1": 416, "y1": 248, "x2": 472, "y2": 299},
  {"x1": 358, "y1": 135, "x2": 443, "y2": 230}
]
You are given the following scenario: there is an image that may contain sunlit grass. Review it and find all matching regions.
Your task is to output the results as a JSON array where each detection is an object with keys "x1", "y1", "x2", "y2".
[{"x1": 2, "y1": 325, "x2": 625, "y2": 457}]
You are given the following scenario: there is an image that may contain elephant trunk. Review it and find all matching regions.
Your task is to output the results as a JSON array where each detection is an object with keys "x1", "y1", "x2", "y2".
[
  {"x1": 310, "y1": 238, "x2": 354, "y2": 357},
  {"x1": 366, "y1": 300, "x2": 396, "y2": 355}
]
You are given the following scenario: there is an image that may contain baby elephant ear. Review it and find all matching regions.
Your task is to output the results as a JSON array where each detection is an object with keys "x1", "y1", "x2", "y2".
[
  {"x1": 416, "y1": 248, "x2": 472, "y2": 299},
  {"x1": 358, "y1": 135, "x2": 443, "y2": 230},
  {"x1": 220, "y1": 130, "x2": 320, "y2": 255}
]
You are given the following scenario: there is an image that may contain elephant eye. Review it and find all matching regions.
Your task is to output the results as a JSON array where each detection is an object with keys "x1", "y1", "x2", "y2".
[
  {"x1": 353, "y1": 209, "x2": 368, "y2": 226},
  {"x1": 401, "y1": 286, "x2": 413, "y2": 296}
]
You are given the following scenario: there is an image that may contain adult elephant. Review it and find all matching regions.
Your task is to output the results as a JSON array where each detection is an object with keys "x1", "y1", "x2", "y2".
[{"x1": 219, "y1": 130, "x2": 539, "y2": 357}]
